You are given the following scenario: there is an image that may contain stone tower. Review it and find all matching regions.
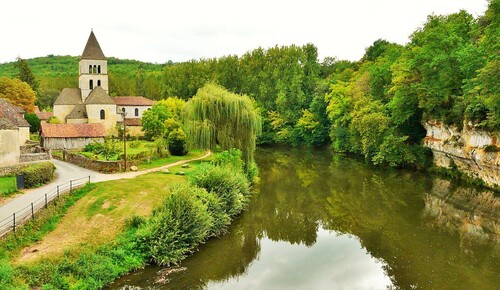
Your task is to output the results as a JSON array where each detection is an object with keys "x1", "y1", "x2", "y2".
[{"x1": 79, "y1": 31, "x2": 109, "y2": 102}]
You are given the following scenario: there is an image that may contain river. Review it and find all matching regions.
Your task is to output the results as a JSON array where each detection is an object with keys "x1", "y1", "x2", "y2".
[{"x1": 109, "y1": 147, "x2": 499, "y2": 289}]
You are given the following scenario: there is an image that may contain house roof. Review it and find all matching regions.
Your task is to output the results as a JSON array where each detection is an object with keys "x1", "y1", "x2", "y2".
[
  {"x1": 0, "y1": 99, "x2": 30, "y2": 129},
  {"x1": 35, "y1": 111, "x2": 53, "y2": 120},
  {"x1": 123, "y1": 118, "x2": 142, "y2": 126},
  {"x1": 41, "y1": 123, "x2": 106, "y2": 138},
  {"x1": 66, "y1": 104, "x2": 87, "y2": 119},
  {"x1": 81, "y1": 31, "x2": 106, "y2": 60},
  {"x1": 113, "y1": 96, "x2": 154, "y2": 106},
  {"x1": 85, "y1": 86, "x2": 115, "y2": 105},
  {"x1": 54, "y1": 88, "x2": 83, "y2": 105}
]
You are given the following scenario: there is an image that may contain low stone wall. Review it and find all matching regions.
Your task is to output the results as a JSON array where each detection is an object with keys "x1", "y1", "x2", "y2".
[
  {"x1": 20, "y1": 153, "x2": 51, "y2": 163},
  {"x1": 423, "y1": 121, "x2": 500, "y2": 188},
  {"x1": 0, "y1": 163, "x2": 31, "y2": 177},
  {"x1": 54, "y1": 151, "x2": 135, "y2": 173}
]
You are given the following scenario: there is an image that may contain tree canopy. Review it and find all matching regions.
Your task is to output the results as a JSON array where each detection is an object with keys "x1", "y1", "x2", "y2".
[
  {"x1": 184, "y1": 84, "x2": 262, "y2": 164},
  {"x1": 0, "y1": 77, "x2": 37, "y2": 112}
]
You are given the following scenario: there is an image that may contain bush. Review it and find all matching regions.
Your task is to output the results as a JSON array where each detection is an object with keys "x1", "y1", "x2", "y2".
[
  {"x1": 194, "y1": 189, "x2": 231, "y2": 237},
  {"x1": 25, "y1": 113, "x2": 40, "y2": 133},
  {"x1": 136, "y1": 185, "x2": 213, "y2": 266},
  {"x1": 167, "y1": 128, "x2": 188, "y2": 156},
  {"x1": 20, "y1": 162, "x2": 55, "y2": 188},
  {"x1": 189, "y1": 163, "x2": 250, "y2": 216}
]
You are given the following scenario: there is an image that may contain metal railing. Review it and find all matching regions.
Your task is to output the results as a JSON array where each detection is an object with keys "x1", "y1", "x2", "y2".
[{"x1": 0, "y1": 176, "x2": 91, "y2": 238}]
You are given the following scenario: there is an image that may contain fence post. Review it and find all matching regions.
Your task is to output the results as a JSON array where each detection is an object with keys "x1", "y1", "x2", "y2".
[
  {"x1": 70, "y1": 180, "x2": 73, "y2": 192},
  {"x1": 13, "y1": 213, "x2": 16, "y2": 233},
  {"x1": 88, "y1": 176, "x2": 90, "y2": 184},
  {"x1": 57, "y1": 185, "x2": 60, "y2": 199},
  {"x1": 45, "y1": 194, "x2": 48, "y2": 208},
  {"x1": 31, "y1": 203, "x2": 34, "y2": 220}
]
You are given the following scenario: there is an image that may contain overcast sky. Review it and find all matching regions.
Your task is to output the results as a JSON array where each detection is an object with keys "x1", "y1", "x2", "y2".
[{"x1": 1, "y1": 0, "x2": 488, "y2": 65}]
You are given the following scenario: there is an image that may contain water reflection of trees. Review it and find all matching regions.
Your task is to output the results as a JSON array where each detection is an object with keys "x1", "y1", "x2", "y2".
[{"x1": 113, "y1": 148, "x2": 500, "y2": 289}]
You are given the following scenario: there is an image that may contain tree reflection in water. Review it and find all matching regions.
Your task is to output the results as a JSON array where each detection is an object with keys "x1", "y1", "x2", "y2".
[{"x1": 109, "y1": 147, "x2": 499, "y2": 290}]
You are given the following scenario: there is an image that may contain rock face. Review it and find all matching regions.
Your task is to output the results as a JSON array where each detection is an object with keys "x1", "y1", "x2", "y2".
[{"x1": 423, "y1": 120, "x2": 499, "y2": 188}]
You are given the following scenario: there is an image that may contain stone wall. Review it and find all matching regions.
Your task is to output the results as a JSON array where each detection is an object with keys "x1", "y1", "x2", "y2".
[
  {"x1": 54, "y1": 151, "x2": 135, "y2": 173},
  {"x1": 20, "y1": 153, "x2": 51, "y2": 163},
  {"x1": 0, "y1": 163, "x2": 30, "y2": 177},
  {"x1": 423, "y1": 121, "x2": 499, "y2": 187}
]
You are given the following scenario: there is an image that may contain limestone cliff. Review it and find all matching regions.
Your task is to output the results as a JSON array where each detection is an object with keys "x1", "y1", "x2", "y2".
[{"x1": 423, "y1": 121, "x2": 499, "y2": 188}]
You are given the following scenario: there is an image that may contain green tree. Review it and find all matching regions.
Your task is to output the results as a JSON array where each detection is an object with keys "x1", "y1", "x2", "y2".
[
  {"x1": 24, "y1": 113, "x2": 40, "y2": 133},
  {"x1": 16, "y1": 57, "x2": 39, "y2": 92},
  {"x1": 184, "y1": 84, "x2": 262, "y2": 165}
]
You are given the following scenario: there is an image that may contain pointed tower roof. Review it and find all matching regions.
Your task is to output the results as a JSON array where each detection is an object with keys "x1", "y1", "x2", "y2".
[{"x1": 81, "y1": 31, "x2": 106, "y2": 60}]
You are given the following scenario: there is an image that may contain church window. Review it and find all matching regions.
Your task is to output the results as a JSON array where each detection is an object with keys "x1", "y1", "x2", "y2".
[
  {"x1": 93, "y1": 65, "x2": 97, "y2": 73},
  {"x1": 135, "y1": 108, "x2": 139, "y2": 116},
  {"x1": 100, "y1": 109, "x2": 105, "y2": 120},
  {"x1": 89, "y1": 80, "x2": 94, "y2": 89},
  {"x1": 98, "y1": 65, "x2": 101, "y2": 74},
  {"x1": 89, "y1": 65, "x2": 92, "y2": 74},
  {"x1": 97, "y1": 80, "x2": 101, "y2": 87}
]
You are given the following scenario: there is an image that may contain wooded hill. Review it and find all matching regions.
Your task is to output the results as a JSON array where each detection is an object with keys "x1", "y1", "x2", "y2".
[{"x1": 1, "y1": 0, "x2": 497, "y2": 168}]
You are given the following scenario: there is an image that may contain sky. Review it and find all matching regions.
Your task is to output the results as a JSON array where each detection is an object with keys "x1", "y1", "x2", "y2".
[{"x1": 1, "y1": 0, "x2": 489, "y2": 65}]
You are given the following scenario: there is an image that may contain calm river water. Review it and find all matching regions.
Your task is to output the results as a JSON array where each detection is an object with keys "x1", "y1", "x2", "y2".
[{"x1": 109, "y1": 147, "x2": 499, "y2": 290}]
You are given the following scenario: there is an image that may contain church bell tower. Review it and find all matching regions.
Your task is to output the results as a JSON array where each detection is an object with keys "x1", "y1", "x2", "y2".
[{"x1": 79, "y1": 30, "x2": 109, "y2": 102}]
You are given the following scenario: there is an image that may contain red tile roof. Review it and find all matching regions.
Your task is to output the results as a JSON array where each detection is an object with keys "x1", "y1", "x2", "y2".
[
  {"x1": 41, "y1": 123, "x2": 106, "y2": 138},
  {"x1": 113, "y1": 96, "x2": 153, "y2": 106},
  {"x1": 123, "y1": 118, "x2": 141, "y2": 126},
  {"x1": 35, "y1": 111, "x2": 53, "y2": 120}
]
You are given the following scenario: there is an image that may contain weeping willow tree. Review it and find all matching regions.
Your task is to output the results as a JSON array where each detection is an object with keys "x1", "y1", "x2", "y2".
[{"x1": 184, "y1": 83, "x2": 262, "y2": 165}]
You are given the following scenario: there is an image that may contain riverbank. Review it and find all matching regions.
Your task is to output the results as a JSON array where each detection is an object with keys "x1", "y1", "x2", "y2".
[{"x1": 0, "y1": 149, "x2": 255, "y2": 289}]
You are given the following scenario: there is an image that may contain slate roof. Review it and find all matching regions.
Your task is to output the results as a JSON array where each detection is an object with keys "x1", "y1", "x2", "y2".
[
  {"x1": 0, "y1": 99, "x2": 30, "y2": 129},
  {"x1": 81, "y1": 31, "x2": 106, "y2": 60},
  {"x1": 85, "y1": 87, "x2": 115, "y2": 104},
  {"x1": 66, "y1": 104, "x2": 87, "y2": 119},
  {"x1": 54, "y1": 88, "x2": 83, "y2": 105},
  {"x1": 113, "y1": 96, "x2": 153, "y2": 106},
  {"x1": 41, "y1": 123, "x2": 106, "y2": 138}
]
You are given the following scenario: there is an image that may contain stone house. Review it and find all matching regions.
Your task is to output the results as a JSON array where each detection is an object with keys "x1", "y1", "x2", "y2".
[
  {"x1": 50, "y1": 31, "x2": 152, "y2": 138},
  {"x1": 114, "y1": 96, "x2": 153, "y2": 136},
  {"x1": 40, "y1": 123, "x2": 106, "y2": 150},
  {"x1": 0, "y1": 99, "x2": 30, "y2": 167}
]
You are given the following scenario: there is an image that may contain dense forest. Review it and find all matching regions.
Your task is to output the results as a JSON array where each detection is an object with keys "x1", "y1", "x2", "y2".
[{"x1": 0, "y1": 0, "x2": 497, "y2": 168}]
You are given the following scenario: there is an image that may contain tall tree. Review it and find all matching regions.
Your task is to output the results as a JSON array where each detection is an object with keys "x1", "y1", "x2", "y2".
[
  {"x1": 16, "y1": 57, "x2": 39, "y2": 92},
  {"x1": 184, "y1": 84, "x2": 262, "y2": 164}
]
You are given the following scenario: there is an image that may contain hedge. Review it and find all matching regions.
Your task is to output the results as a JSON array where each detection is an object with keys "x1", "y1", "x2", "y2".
[{"x1": 20, "y1": 162, "x2": 55, "y2": 188}]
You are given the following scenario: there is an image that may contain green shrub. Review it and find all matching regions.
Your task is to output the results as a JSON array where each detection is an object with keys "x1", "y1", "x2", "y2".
[
  {"x1": 136, "y1": 185, "x2": 213, "y2": 266},
  {"x1": 189, "y1": 164, "x2": 250, "y2": 216},
  {"x1": 194, "y1": 188, "x2": 231, "y2": 237},
  {"x1": 167, "y1": 128, "x2": 188, "y2": 156},
  {"x1": 128, "y1": 141, "x2": 141, "y2": 149},
  {"x1": 20, "y1": 162, "x2": 55, "y2": 188}
]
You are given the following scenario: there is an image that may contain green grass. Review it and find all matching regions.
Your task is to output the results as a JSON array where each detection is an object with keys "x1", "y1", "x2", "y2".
[
  {"x1": 0, "y1": 176, "x2": 17, "y2": 197},
  {"x1": 138, "y1": 149, "x2": 205, "y2": 170}
]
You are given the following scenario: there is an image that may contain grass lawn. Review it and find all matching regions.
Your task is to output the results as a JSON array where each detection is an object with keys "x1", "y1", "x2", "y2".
[
  {"x1": 0, "y1": 176, "x2": 17, "y2": 197},
  {"x1": 137, "y1": 149, "x2": 205, "y2": 170},
  {"x1": 13, "y1": 157, "x2": 210, "y2": 264}
]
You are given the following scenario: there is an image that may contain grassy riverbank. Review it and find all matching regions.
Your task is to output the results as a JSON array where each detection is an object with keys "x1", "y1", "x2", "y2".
[{"x1": 0, "y1": 149, "x2": 255, "y2": 289}]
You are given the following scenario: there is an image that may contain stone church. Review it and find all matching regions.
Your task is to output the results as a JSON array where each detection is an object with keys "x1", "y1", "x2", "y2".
[{"x1": 52, "y1": 31, "x2": 152, "y2": 136}]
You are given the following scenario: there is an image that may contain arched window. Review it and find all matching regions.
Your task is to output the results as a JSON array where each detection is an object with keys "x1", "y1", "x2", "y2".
[
  {"x1": 135, "y1": 108, "x2": 139, "y2": 116},
  {"x1": 98, "y1": 65, "x2": 101, "y2": 74},
  {"x1": 89, "y1": 65, "x2": 92, "y2": 74},
  {"x1": 89, "y1": 80, "x2": 93, "y2": 89},
  {"x1": 100, "y1": 109, "x2": 105, "y2": 120},
  {"x1": 93, "y1": 65, "x2": 97, "y2": 74},
  {"x1": 97, "y1": 80, "x2": 101, "y2": 87},
  {"x1": 121, "y1": 107, "x2": 125, "y2": 113}
]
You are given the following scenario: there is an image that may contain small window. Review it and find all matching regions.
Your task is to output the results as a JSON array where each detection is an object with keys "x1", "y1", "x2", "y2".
[
  {"x1": 89, "y1": 80, "x2": 93, "y2": 89},
  {"x1": 98, "y1": 65, "x2": 101, "y2": 74},
  {"x1": 121, "y1": 107, "x2": 125, "y2": 113},
  {"x1": 93, "y1": 65, "x2": 97, "y2": 74},
  {"x1": 97, "y1": 80, "x2": 101, "y2": 87},
  {"x1": 100, "y1": 109, "x2": 105, "y2": 120},
  {"x1": 135, "y1": 108, "x2": 139, "y2": 117},
  {"x1": 89, "y1": 65, "x2": 92, "y2": 74}
]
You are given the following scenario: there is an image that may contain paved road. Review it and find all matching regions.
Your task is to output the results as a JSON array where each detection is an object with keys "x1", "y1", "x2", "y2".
[{"x1": 0, "y1": 153, "x2": 210, "y2": 235}]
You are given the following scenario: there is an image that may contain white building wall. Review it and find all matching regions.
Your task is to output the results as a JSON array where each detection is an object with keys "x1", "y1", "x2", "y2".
[{"x1": 116, "y1": 105, "x2": 150, "y2": 121}]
